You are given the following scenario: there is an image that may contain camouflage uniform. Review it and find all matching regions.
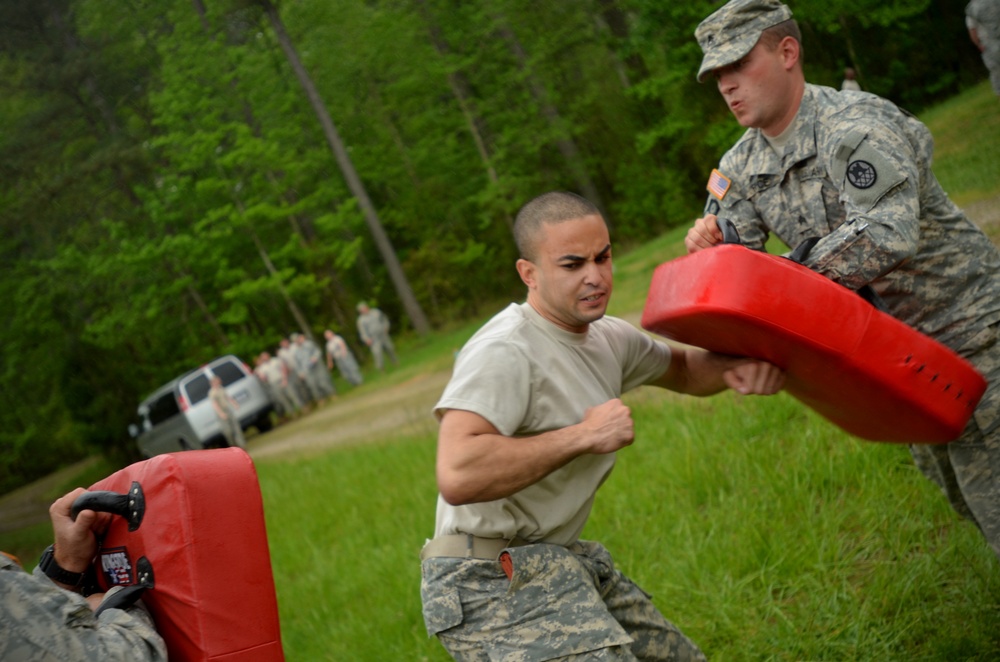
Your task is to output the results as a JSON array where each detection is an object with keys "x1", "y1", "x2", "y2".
[
  {"x1": 209, "y1": 381, "x2": 246, "y2": 449},
  {"x1": 0, "y1": 554, "x2": 167, "y2": 661},
  {"x1": 703, "y1": 81, "x2": 1000, "y2": 557},
  {"x1": 422, "y1": 541, "x2": 705, "y2": 661},
  {"x1": 294, "y1": 336, "x2": 336, "y2": 400},
  {"x1": 356, "y1": 305, "x2": 398, "y2": 370},
  {"x1": 257, "y1": 354, "x2": 301, "y2": 417},
  {"x1": 967, "y1": 0, "x2": 1000, "y2": 95},
  {"x1": 325, "y1": 332, "x2": 364, "y2": 386}
]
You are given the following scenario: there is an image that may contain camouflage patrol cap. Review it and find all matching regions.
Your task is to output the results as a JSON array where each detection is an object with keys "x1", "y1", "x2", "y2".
[{"x1": 695, "y1": 0, "x2": 794, "y2": 82}]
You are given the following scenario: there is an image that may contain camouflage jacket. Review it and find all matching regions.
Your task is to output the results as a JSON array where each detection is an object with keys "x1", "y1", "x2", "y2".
[
  {"x1": 968, "y1": 0, "x2": 1000, "y2": 55},
  {"x1": 706, "y1": 83, "x2": 1000, "y2": 355},
  {"x1": 0, "y1": 554, "x2": 167, "y2": 661},
  {"x1": 357, "y1": 308, "x2": 390, "y2": 343}
]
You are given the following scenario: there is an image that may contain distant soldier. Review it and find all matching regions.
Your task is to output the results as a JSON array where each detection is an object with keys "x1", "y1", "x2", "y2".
[
  {"x1": 356, "y1": 302, "x2": 398, "y2": 371},
  {"x1": 325, "y1": 329, "x2": 363, "y2": 387},
  {"x1": 208, "y1": 375, "x2": 246, "y2": 449},
  {"x1": 967, "y1": 0, "x2": 1000, "y2": 96},
  {"x1": 294, "y1": 333, "x2": 335, "y2": 402},
  {"x1": 840, "y1": 67, "x2": 860, "y2": 91},
  {"x1": 256, "y1": 350, "x2": 301, "y2": 419},
  {"x1": 277, "y1": 337, "x2": 309, "y2": 408}
]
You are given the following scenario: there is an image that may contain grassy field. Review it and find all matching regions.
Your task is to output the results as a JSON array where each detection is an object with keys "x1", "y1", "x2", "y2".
[{"x1": 4, "y1": 81, "x2": 1000, "y2": 661}]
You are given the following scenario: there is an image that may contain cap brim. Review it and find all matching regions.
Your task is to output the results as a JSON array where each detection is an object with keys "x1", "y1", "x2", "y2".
[{"x1": 696, "y1": 34, "x2": 759, "y2": 83}]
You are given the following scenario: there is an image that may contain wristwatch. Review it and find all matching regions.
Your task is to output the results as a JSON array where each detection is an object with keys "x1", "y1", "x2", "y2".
[{"x1": 38, "y1": 544, "x2": 86, "y2": 589}]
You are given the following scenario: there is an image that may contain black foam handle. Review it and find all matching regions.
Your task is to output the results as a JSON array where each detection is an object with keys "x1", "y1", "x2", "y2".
[
  {"x1": 71, "y1": 482, "x2": 145, "y2": 532},
  {"x1": 717, "y1": 218, "x2": 742, "y2": 245}
]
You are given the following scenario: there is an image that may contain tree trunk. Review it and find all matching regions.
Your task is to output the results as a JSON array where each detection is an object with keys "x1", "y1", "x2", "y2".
[
  {"x1": 415, "y1": 0, "x2": 514, "y2": 234},
  {"x1": 839, "y1": 14, "x2": 863, "y2": 85},
  {"x1": 494, "y1": 13, "x2": 610, "y2": 225},
  {"x1": 257, "y1": 0, "x2": 431, "y2": 335},
  {"x1": 180, "y1": 270, "x2": 230, "y2": 346}
]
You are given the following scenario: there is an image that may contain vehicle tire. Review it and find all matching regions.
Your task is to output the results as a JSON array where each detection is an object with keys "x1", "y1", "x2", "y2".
[{"x1": 255, "y1": 413, "x2": 274, "y2": 433}]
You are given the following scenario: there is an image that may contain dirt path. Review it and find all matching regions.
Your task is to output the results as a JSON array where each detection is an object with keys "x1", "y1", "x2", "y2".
[
  {"x1": 966, "y1": 197, "x2": 1000, "y2": 236},
  {"x1": 248, "y1": 369, "x2": 452, "y2": 461},
  {"x1": 0, "y1": 457, "x2": 101, "y2": 534}
]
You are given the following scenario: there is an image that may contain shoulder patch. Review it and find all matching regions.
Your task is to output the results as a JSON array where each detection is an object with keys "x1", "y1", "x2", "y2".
[
  {"x1": 706, "y1": 169, "x2": 732, "y2": 201},
  {"x1": 838, "y1": 138, "x2": 905, "y2": 211},
  {"x1": 847, "y1": 160, "x2": 878, "y2": 189}
]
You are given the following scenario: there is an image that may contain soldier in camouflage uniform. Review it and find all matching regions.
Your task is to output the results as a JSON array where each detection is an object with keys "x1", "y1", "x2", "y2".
[
  {"x1": 356, "y1": 302, "x2": 399, "y2": 371},
  {"x1": 1, "y1": 488, "x2": 167, "y2": 661},
  {"x1": 421, "y1": 191, "x2": 785, "y2": 660},
  {"x1": 688, "y1": 0, "x2": 1000, "y2": 559},
  {"x1": 967, "y1": 0, "x2": 1000, "y2": 96}
]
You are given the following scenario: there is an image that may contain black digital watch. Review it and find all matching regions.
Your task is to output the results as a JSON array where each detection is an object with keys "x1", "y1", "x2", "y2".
[{"x1": 38, "y1": 544, "x2": 86, "y2": 589}]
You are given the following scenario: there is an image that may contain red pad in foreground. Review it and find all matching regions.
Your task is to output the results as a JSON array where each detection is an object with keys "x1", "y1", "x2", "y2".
[
  {"x1": 83, "y1": 448, "x2": 284, "y2": 661},
  {"x1": 641, "y1": 244, "x2": 986, "y2": 443}
]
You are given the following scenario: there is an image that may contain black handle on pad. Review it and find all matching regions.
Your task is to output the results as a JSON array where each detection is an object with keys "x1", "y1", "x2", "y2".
[
  {"x1": 717, "y1": 218, "x2": 742, "y2": 245},
  {"x1": 71, "y1": 482, "x2": 145, "y2": 532}
]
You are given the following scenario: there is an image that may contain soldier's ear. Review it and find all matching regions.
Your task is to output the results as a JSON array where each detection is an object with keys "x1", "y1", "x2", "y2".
[
  {"x1": 779, "y1": 36, "x2": 800, "y2": 71},
  {"x1": 516, "y1": 259, "x2": 537, "y2": 289}
]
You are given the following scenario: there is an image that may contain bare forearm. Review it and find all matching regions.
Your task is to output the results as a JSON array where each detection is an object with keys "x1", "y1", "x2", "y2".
[
  {"x1": 437, "y1": 427, "x2": 588, "y2": 505},
  {"x1": 653, "y1": 347, "x2": 785, "y2": 396},
  {"x1": 652, "y1": 348, "x2": 727, "y2": 395},
  {"x1": 436, "y1": 402, "x2": 634, "y2": 505}
]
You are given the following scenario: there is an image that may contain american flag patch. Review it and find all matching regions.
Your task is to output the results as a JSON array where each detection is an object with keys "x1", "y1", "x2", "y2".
[
  {"x1": 100, "y1": 547, "x2": 134, "y2": 586},
  {"x1": 706, "y1": 169, "x2": 732, "y2": 201}
]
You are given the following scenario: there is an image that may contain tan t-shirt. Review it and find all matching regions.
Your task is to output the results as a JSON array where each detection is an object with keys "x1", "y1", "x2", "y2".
[{"x1": 432, "y1": 302, "x2": 672, "y2": 546}]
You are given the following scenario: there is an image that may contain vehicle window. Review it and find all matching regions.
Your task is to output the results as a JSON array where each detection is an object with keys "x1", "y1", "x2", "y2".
[
  {"x1": 213, "y1": 360, "x2": 246, "y2": 386},
  {"x1": 148, "y1": 392, "x2": 180, "y2": 425},
  {"x1": 184, "y1": 373, "x2": 211, "y2": 405}
]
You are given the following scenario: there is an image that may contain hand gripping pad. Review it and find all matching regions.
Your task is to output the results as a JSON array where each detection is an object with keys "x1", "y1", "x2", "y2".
[{"x1": 80, "y1": 448, "x2": 284, "y2": 660}]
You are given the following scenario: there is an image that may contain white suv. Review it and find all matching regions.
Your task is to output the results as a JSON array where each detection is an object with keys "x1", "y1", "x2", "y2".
[{"x1": 129, "y1": 355, "x2": 274, "y2": 458}]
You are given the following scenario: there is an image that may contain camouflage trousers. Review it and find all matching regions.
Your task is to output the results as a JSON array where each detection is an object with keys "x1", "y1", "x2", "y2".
[
  {"x1": 218, "y1": 411, "x2": 246, "y2": 449},
  {"x1": 982, "y1": 48, "x2": 1000, "y2": 96},
  {"x1": 910, "y1": 324, "x2": 1000, "y2": 559},
  {"x1": 420, "y1": 539, "x2": 706, "y2": 661}
]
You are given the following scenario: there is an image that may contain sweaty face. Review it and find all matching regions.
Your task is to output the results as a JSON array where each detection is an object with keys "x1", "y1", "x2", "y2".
[
  {"x1": 713, "y1": 40, "x2": 797, "y2": 136},
  {"x1": 519, "y1": 214, "x2": 613, "y2": 333}
]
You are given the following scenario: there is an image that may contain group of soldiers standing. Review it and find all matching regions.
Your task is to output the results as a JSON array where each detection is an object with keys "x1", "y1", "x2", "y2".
[{"x1": 252, "y1": 302, "x2": 398, "y2": 421}]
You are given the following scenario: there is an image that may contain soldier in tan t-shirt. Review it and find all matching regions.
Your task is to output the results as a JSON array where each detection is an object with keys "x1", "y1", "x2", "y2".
[{"x1": 419, "y1": 191, "x2": 785, "y2": 661}]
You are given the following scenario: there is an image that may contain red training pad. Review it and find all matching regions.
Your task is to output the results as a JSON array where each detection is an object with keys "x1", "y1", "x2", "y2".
[
  {"x1": 641, "y1": 244, "x2": 986, "y2": 443},
  {"x1": 87, "y1": 448, "x2": 284, "y2": 661}
]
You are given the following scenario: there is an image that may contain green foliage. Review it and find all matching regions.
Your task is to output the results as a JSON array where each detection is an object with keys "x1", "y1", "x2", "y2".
[{"x1": 0, "y1": 0, "x2": 997, "y2": 492}]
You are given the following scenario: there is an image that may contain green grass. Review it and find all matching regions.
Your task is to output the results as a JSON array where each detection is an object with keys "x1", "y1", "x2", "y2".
[
  {"x1": 4, "y1": 82, "x2": 1000, "y2": 661},
  {"x1": 257, "y1": 389, "x2": 1000, "y2": 660},
  {"x1": 922, "y1": 81, "x2": 1000, "y2": 207}
]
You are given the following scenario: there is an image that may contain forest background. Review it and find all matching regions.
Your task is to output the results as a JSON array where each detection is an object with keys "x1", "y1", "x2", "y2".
[{"x1": 0, "y1": 0, "x2": 990, "y2": 494}]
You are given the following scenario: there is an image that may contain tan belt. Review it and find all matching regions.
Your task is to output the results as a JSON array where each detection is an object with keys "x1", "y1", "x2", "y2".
[{"x1": 420, "y1": 534, "x2": 530, "y2": 561}]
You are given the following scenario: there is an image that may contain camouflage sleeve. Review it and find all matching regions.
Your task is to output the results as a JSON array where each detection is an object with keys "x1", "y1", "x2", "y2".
[
  {"x1": 0, "y1": 559, "x2": 167, "y2": 662},
  {"x1": 357, "y1": 315, "x2": 372, "y2": 343},
  {"x1": 706, "y1": 162, "x2": 771, "y2": 251},
  {"x1": 797, "y1": 115, "x2": 923, "y2": 290}
]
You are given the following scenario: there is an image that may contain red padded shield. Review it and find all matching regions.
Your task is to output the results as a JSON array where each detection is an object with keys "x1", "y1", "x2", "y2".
[
  {"x1": 641, "y1": 245, "x2": 986, "y2": 443},
  {"x1": 87, "y1": 448, "x2": 284, "y2": 661}
]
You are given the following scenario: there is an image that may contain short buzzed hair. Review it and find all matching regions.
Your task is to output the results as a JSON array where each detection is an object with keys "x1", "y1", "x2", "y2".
[
  {"x1": 758, "y1": 18, "x2": 801, "y2": 53},
  {"x1": 513, "y1": 191, "x2": 602, "y2": 261}
]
